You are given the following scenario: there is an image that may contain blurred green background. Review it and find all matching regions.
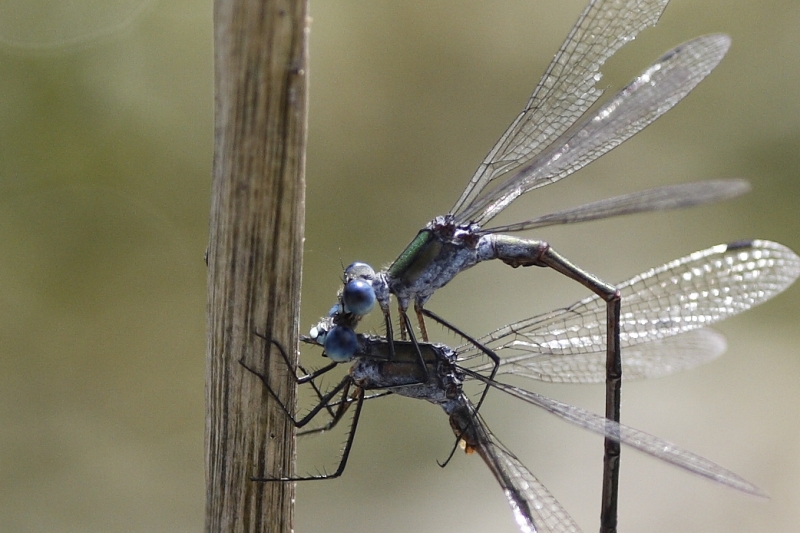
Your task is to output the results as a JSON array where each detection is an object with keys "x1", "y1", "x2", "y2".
[{"x1": 2, "y1": 1, "x2": 799, "y2": 532}]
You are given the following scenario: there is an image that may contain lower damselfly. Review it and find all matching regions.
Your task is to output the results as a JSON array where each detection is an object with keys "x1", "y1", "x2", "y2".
[{"x1": 246, "y1": 239, "x2": 800, "y2": 533}]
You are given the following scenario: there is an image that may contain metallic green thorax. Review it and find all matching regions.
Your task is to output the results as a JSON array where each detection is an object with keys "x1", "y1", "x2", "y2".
[{"x1": 387, "y1": 229, "x2": 441, "y2": 281}]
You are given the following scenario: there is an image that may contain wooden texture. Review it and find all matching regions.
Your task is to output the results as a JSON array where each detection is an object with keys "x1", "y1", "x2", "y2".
[{"x1": 206, "y1": 0, "x2": 308, "y2": 531}]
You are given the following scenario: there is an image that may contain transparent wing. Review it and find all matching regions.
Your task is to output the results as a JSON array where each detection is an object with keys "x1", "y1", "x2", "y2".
[
  {"x1": 451, "y1": 0, "x2": 671, "y2": 216},
  {"x1": 467, "y1": 409, "x2": 582, "y2": 533},
  {"x1": 480, "y1": 377, "x2": 767, "y2": 497},
  {"x1": 459, "y1": 240, "x2": 800, "y2": 367},
  {"x1": 482, "y1": 179, "x2": 750, "y2": 234},
  {"x1": 455, "y1": 34, "x2": 730, "y2": 226},
  {"x1": 470, "y1": 328, "x2": 726, "y2": 384}
]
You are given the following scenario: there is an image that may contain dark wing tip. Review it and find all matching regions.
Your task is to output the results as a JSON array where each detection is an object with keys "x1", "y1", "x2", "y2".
[{"x1": 725, "y1": 239, "x2": 755, "y2": 251}]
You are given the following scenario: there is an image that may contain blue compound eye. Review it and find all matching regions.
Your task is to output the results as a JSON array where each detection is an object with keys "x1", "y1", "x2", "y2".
[
  {"x1": 323, "y1": 326, "x2": 358, "y2": 362},
  {"x1": 342, "y1": 279, "x2": 376, "y2": 316},
  {"x1": 344, "y1": 262, "x2": 375, "y2": 281}
]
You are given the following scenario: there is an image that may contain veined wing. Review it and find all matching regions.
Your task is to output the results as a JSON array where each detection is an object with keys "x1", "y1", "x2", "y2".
[
  {"x1": 482, "y1": 180, "x2": 750, "y2": 234},
  {"x1": 479, "y1": 376, "x2": 767, "y2": 497},
  {"x1": 470, "y1": 328, "x2": 726, "y2": 383},
  {"x1": 450, "y1": 0, "x2": 671, "y2": 216},
  {"x1": 455, "y1": 34, "x2": 730, "y2": 226},
  {"x1": 459, "y1": 240, "x2": 800, "y2": 363},
  {"x1": 465, "y1": 406, "x2": 582, "y2": 533}
]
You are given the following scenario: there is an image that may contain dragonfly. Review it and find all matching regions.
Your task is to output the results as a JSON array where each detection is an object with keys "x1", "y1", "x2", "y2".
[
  {"x1": 248, "y1": 239, "x2": 800, "y2": 533},
  {"x1": 310, "y1": 0, "x2": 743, "y2": 528}
]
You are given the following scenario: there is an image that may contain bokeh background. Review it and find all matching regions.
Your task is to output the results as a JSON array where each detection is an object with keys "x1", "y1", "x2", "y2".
[{"x1": 1, "y1": 1, "x2": 799, "y2": 532}]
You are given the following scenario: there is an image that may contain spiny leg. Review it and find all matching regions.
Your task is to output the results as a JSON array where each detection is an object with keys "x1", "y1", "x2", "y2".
[
  {"x1": 252, "y1": 384, "x2": 367, "y2": 482},
  {"x1": 297, "y1": 383, "x2": 360, "y2": 437},
  {"x1": 240, "y1": 355, "x2": 351, "y2": 429},
  {"x1": 396, "y1": 300, "x2": 429, "y2": 343},
  {"x1": 253, "y1": 332, "x2": 338, "y2": 385},
  {"x1": 387, "y1": 302, "x2": 431, "y2": 383},
  {"x1": 383, "y1": 308, "x2": 396, "y2": 359},
  {"x1": 250, "y1": 333, "x2": 340, "y2": 419},
  {"x1": 399, "y1": 311, "x2": 431, "y2": 384},
  {"x1": 414, "y1": 300, "x2": 430, "y2": 342},
  {"x1": 397, "y1": 301, "x2": 408, "y2": 341},
  {"x1": 246, "y1": 335, "x2": 422, "y2": 481}
]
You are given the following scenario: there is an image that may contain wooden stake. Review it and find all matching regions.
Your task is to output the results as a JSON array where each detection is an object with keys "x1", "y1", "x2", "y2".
[{"x1": 206, "y1": 1, "x2": 308, "y2": 531}]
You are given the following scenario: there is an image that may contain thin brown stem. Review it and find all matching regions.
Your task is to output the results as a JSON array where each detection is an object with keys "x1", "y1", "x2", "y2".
[{"x1": 206, "y1": 1, "x2": 308, "y2": 532}]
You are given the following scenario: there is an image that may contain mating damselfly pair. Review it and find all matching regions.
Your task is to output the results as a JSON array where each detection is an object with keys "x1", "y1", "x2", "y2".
[{"x1": 244, "y1": 1, "x2": 800, "y2": 532}]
